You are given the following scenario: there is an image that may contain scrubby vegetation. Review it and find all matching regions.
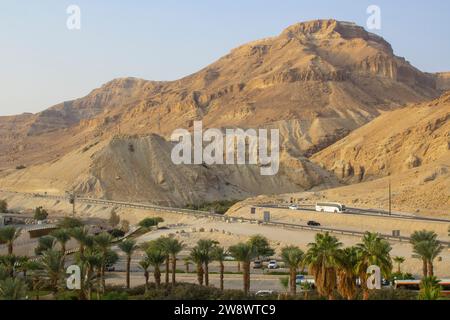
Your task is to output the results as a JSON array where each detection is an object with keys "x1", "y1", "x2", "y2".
[{"x1": 185, "y1": 200, "x2": 239, "y2": 214}]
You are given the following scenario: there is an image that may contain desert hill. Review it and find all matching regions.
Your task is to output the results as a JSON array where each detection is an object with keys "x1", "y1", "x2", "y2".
[{"x1": 0, "y1": 20, "x2": 446, "y2": 205}]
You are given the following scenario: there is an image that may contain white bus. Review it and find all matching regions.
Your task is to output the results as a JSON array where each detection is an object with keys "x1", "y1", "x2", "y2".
[{"x1": 315, "y1": 202, "x2": 346, "y2": 213}]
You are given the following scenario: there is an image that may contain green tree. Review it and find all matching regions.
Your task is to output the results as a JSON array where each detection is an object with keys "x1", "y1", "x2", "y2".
[
  {"x1": 118, "y1": 239, "x2": 137, "y2": 289},
  {"x1": 94, "y1": 232, "x2": 114, "y2": 293},
  {"x1": 139, "y1": 217, "x2": 164, "y2": 229},
  {"x1": 419, "y1": 276, "x2": 442, "y2": 300},
  {"x1": 229, "y1": 243, "x2": 257, "y2": 295},
  {"x1": 336, "y1": 247, "x2": 359, "y2": 300},
  {"x1": 40, "y1": 250, "x2": 64, "y2": 295},
  {"x1": 212, "y1": 246, "x2": 228, "y2": 291},
  {"x1": 138, "y1": 258, "x2": 150, "y2": 292},
  {"x1": 410, "y1": 230, "x2": 443, "y2": 277},
  {"x1": 0, "y1": 199, "x2": 7, "y2": 213},
  {"x1": 57, "y1": 217, "x2": 83, "y2": 229},
  {"x1": 145, "y1": 243, "x2": 166, "y2": 288},
  {"x1": 109, "y1": 209, "x2": 121, "y2": 228},
  {"x1": 189, "y1": 247, "x2": 205, "y2": 286},
  {"x1": 248, "y1": 235, "x2": 275, "y2": 260},
  {"x1": 0, "y1": 227, "x2": 21, "y2": 255},
  {"x1": 304, "y1": 232, "x2": 343, "y2": 300},
  {"x1": 281, "y1": 246, "x2": 304, "y2": 295},
  {"x1": 80, "y1": 248, "x2": 102, "y2": 300},
  {"x1": 356, "y1": 232, "x2": 392, "y2": 300},
  {"x1": 393, "y1": 256, "x2": 406, "y2": 274},
  {"x1": 34, "y1": 207, "x2": 49, "y2": 221},
  {"x1": 197, "y1": 239, "x2": 218, "y2": 286},
  {"x1": 164, "y1": 238, "x2": 185, "y2": 285},
  {"x1": 70, "y1": 227, "x2": 90, "y2": 257},
  {"x1": 35, "y1": 236, "x2": 56, "y2": 256},
  {"x1": 51, "y1": 229, "x2": 71, "y2": 260},
  {"x1": 0, "y1": 277, "x2": 27, "y2": 300}
]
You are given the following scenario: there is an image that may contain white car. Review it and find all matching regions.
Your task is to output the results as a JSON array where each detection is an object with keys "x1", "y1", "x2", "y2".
[
  {"x1": 288, "y1": 205, "x2": 299, "y2": 210},
  {"x1": 255, "y1": 290, "x2": 275, "y2": 297},
  {"x1": 268, "y1": 260, "x2": 278, "y2": 269}
]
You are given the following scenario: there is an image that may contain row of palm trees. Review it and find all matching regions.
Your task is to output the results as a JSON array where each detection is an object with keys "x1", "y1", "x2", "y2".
[{"x1": 0, "y1": 223, "x2": 446, "y2": 300}]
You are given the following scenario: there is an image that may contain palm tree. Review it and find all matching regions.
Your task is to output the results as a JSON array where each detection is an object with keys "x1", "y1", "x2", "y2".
[
  {"x1": 0, "y1": 277, "x2": 27, "y2": 300},
  {"x1": 80, "y1": 248, "x2": 102, "y2": 300},
  {"x1": 0, "y1": 227, "x2": 21, "y2": 255},
  {"x1": 51, "y1": 229, "x2": 71, "y2": 263},
  {"x1": 336, "y1": 247, "x2": 359, "y2": 300},
  {"x1": 197, "y1": 239, "x2": 218, "y2": 286},
  {"x1": 189, "y1": 247, "x2": 205, "y2": 286},
  {"x1": 304, "y1": 232, "x2": 343, "y2": 300},
  {"x1": 157, "y1": 237, "x2": 171, "y2": 285},
  {"x1": 393, "y1": 256, "x2": 405, "y2": 274},
  {"x1": 248, "y1": 235, "x2": 274, "y2": 260},
  {"x1": 145, "y1": 244, "x2": 166, "y2": 288},
  {"x1": 35, "y1": 236, "x2": 56, "y2": 256},
  {"x1": 183, "y1": 257, "x2": 192, "y2": 273},
  {"x1": 94, "y1": 232, "x2": 114, "y2": 292},
  {"x1": 229, "y1": 242, "x2": 256, "y2": 295},
  {"x1": 281, "y1": 246, "x2": 304, "y2": 295},
  {"x1": 419, "y1": 276, "x2": 442, "y2": 300},
  {"x1": 356, "y1": 232, "x2": 392, "y2": 300},
  {"x1": 40, "y1": 249, "x2": 64, "y2": 295},
  {"x1": 70, "y1": 227, "x2": 90, "y2": 257},
  {"x1": 138, "y1": 259, "x2": 150, "y2": 292},
  {"x1": 410, "y1": 231, "x2": 443, "y2": 277},
  {"x1": 165, "y1": 238, "x2": 185, "y2": 285},
  {"x1": 118, "y1": 239, "x2": 137, "y2": 289},
  {"x1": 212, "y1": 246, "x2": 228, "y2": 291}
]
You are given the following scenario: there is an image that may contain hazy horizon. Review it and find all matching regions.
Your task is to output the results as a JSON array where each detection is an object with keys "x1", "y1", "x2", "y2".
[{"x1": 1, "y1": 0, "x2": 449, "y2": 116}]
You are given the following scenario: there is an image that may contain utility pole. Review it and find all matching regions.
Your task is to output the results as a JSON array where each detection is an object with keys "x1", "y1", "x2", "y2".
[
  {"x1": 388, "y1": 180, "x2": 392, "y2": 216},
  {"x1": 66, "y1": 191, "x2": 76, "y2": 217}
]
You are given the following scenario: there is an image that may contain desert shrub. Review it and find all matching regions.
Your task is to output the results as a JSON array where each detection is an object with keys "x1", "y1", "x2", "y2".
[
  {"x1": 109, "y1": 229, "x2": 125, "y2": 238},
  {"x1": 102, "y1": 291, "x2": 129, "y2": 300},
  {"x1": 57, "y1": 217, "x2": 84, "y2": 229},
  {"x1": 185, "y1": 200, "x2": 240, "y2": 214},
  {"x1": 0, "y1": 200, "x2": 7, "y2": 213},
  {"x1": 139, "y1": 217, "x2": 164, "y2": 229},
  {"x1": 34, "y1": 207, "x2": 49, "y2": 221}
]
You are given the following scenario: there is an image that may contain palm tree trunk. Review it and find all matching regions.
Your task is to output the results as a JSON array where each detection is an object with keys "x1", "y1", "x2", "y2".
[
  {"x1": 427, "y1": 261, "x2": 434, "y2": 277},
  {"x1": 422, "y1": 259, "x2": 428, "y2": 278},
  {"x1": 165, "y1": 257, "x2": 170, "y2": 285},
  {"x1": 8, "y1": 242, "x2": 13, "y2": 255},
  {"x1": 243, "y1": 262, "x2": 250, "y2": 295},
  {"x1": 126, "y1": 256, "x2": 131, "y2": 289},
  {"x1": 154, "y1": 267, "x2": 161, "y2": 288},
  {"x1": 220, "y1": 262, "x2": 224, "y2": 291},
  {"x1": 144, "y1": 271, "x2": 149, "y2": 291},
  {"x1": 196, "y1": 263, "x2": 204, "y2": 286},
  {"x1": 204, "y1": 263, "x2": 209, "y2": 286},
  {"x1": 171, "y1": 255, "x2": 177, "y2": 285},
  {"x1": 290, "y1": 268, "x2": 297, "y2": 295},
  {"x1": 101, "y1": 265, "x2": 106, "y2": 293},
  {"x1": 237, "y1": 261, "x2": 240, "y2": 272}
]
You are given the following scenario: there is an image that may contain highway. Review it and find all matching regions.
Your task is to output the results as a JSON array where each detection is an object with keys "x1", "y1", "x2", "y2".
[{"x1": 2, "y1": 190, "x2": 450, "y2": 246}]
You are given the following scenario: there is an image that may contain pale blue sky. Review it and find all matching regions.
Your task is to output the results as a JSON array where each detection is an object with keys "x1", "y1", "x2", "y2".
[{"x1": 1, "y1": 0, "x2": 449, "y2": 115}]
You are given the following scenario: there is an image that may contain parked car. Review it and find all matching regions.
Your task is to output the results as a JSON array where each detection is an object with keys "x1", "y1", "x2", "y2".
[
  {"x1": 268, "y1": 260, "x2": 278, "y2": 269},
  {"x1": 307, "y1": 221, "x2": 321, "y2": 227},
  {"x1": 255, "y1": 290, "x2": 275, "y2": 297},
  {"x1": 253, "y1": 260, "x2": 263, "y2": 269},
  {"x1": 288, "y1": 205, "x2": 299, "y2": 210},
  {"x1": 105, "y1": 264, "x2": 115, "y2": 272}
]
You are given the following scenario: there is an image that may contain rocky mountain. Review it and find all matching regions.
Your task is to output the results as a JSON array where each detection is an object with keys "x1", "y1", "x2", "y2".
[
  {"x1": 312, "y1": 92, "x2": 450, "y2": 183},
  {"x1": 0, "y1": 20, "x2": 445, "y2": 205}
]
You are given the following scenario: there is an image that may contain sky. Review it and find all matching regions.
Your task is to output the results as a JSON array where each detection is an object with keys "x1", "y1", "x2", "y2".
[{"x1": 1, "y1": 0, "x2": 449, "y2": 116}]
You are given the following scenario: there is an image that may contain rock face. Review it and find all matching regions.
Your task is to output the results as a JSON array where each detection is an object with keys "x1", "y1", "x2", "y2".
[
  {"x1": 0, "y1": 20, "x2": 445, "y2": 204},
  {"x1": 312, "y1": 92, "x2": 450, "y2": 183},
  {"x1": 435, "y1": 72, "x2": 450, "y2": 91}
]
